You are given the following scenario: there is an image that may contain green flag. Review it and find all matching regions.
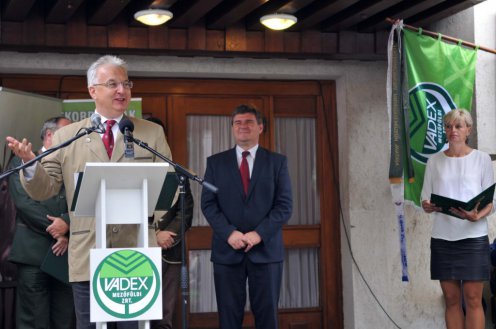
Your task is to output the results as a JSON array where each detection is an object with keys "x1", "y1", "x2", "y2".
[{"x1": 403, "y1": 29, "x2": 477, "y2": 206}]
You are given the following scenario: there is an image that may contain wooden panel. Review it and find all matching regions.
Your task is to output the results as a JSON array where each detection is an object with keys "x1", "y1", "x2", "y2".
[
  {"x1": 246, "y1": 31, "x2": 264, "y2": 52},
  {"x1": 133, "y1": 79, "x2": 321, "y2": 96},
  {"x1": 274, "y1": 96, "x2": 317, "y2": 116},
  {"x1": 66, "y1": 10, "x2": 88, "y2": 47},
  {"x1": 189, "y1": 309, "x2": 321, "y2": 329},
  {"x1": 284, "y1": 32, "x2": 300, "y2": 53},
  {"x1": 0, "y1": 0, "x2": 479, "y2": 61},
  {"x1": 375, "y1": 31, "x2": 389, "y2": 55},
  {"x1": 22, "y1": 4, "x2": 44, "y2": 46},
  {"x1": 0, "y1": 75, "x2": 321, "y2": 97},
  {"x1": 149, "y1": 25, "x2": 169, "y2": 49},
  {"x1": 187, "y1": 225, "x2": 320, "y2": 250},
  {"x1": 206, "y1": 30, "x2": 225, "y2": 51},
  {"x1": 301, "y1": 31, "x2": 321, "y2": 53},
  {"x1": 138, "y1": 95, "x2": 167, "y2": 129},
  {"x1": 108, "y1": 19, "x2": 129, "y2": 48},
  {"x1": 338, "y1": 31, "x2": 357, "y2": 54},
  {"x1": 2, "y1": 22, "x2": 23, "y2": 45},
  {"x1": 46, "y1": 24, "x2": 66, "y2": 46},
  {"x1": 317, "y1": 81, "x2": 343, "y2": 329},
  {"x1": 321, "y1": 33, "x2": 338, "y2": 54},
  {"x1": 169, "y1": 29, "x2": 188, "y2": 50},
  {"x1": 280, "y1": 309, "x2": 322, "y2": 329},
  {"x1": 88, "y1": 26, "x2": 108, "y2": 48},
  {"x1": 187, "y1": 24, "x2": 207, "y2": 50},
  {"x1": 226, "y1": 24, "x2": 247, "y2": 52},
  {"x1": 265, "y1": 30, "x2": 284, "y2": 53},
  {"x1": 356, "y1": 33, "x2": 375, "y2": 54},
  {"x1": 128, "y1": 26, "x2": 148, "y2": 49},
  {"x1": 283, "y1": 225, "x2": 320, "y2": 248},
  {"x1": 0, "y1": 76, "x2": 65, "y2": 93}
]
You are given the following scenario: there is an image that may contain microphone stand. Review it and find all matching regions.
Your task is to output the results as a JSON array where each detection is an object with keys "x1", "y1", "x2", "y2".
[
  {"x1": 0, "y1": 127, "x2": 101, "y2": 181},
  {"x1": 130, "y1": 136, "x2": 217, "y2": 329}
]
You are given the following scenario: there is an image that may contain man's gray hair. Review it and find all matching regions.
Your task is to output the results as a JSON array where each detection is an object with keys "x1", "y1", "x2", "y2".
[
  {"x1": 87, "y1": 55, "x2": 128, "y2": 87},
  {"x1": 40, "y1": 116, "x2": 68, "y2": 141}
]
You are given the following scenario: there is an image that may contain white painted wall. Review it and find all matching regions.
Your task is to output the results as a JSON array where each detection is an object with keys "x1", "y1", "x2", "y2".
[{"x1": 0, "y1": 2, "x2": 494, "y2": 327}]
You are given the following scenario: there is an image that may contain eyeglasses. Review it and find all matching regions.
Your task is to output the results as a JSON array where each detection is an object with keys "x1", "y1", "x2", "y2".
[
  {"x1": 92, "y1": 80, "x2": 133, "y2": 89},
  {"x1": 444, "y1": 123, "x2": 468, "y2": 130}
]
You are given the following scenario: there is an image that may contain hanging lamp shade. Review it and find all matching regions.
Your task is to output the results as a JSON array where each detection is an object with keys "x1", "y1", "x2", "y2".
[
  {"x1": 260, "y1": 13, "x2": 297, "y2": 30},
  {"x1": 134, "y1": 8, "x2": 173, "y2": 26}
]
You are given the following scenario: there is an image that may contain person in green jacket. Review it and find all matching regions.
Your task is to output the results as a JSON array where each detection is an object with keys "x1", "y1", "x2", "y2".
[{"x1": 8, "y1": 116, "x2": 74, "y2": 329}]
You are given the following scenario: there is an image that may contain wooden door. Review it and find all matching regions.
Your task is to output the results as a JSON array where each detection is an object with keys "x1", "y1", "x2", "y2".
[{"x1": 165, "y1": 81, "x2": 341, "y2": 329}]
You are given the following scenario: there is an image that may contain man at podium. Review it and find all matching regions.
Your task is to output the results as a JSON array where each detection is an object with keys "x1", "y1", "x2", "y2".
[{"x1": 6, "y1": 55, "x2": 172, "y2": 329}]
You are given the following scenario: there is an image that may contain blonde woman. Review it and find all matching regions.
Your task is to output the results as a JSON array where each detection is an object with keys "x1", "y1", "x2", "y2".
[{"x1": 421, "y1": 109, "x2": 494, "y2": 329}]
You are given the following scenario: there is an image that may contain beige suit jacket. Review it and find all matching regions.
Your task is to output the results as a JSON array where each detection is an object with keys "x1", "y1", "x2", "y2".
[{"x1": 21, "y1": 116, "x2": 172, "y2": 282}]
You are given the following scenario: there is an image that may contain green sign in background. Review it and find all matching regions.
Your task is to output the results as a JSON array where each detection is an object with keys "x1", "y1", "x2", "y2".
[{"x1": 62, "y1": 98, "x2": 142, "y2": 122}]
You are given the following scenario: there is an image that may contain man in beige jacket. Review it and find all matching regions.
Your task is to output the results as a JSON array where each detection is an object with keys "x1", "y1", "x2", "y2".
[{"x1": 7, "y1": 55, "x2": 172, "y2": 329}]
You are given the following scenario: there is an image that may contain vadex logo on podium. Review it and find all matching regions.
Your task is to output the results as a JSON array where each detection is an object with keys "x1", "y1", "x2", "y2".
[{"x1": 90, "y1": 248, "x2": 162, "y2": 322}]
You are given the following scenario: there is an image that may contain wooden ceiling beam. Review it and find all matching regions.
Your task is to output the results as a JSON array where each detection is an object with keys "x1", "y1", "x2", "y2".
[
  {"x1": 408, "y1": 0, "x2": 486, "y2": 29},
  {"x1": 2, "y1": 0, "x2": 37, "y2": 21},
  {"x1": 206, "y1": 0, "x2": 268, "y2": 29},
  {"x1": 356, "y1": 0, "x2": 445, "y2": 32},
  {"x1": 294, "y1": 0, "x2": 359, "y2": 30},
  {"x1": 46, "y1": 0, "x2": 85, "y2": 23},
  {"x1": 87, "y1": 0, "x2": 132, "y2": 25},
  {"x1": 169, "y1": 0, "x2": 223, "y2": 28},
  {"x1": 321, "y1": 0, "x2": 402, "y2": 32}
]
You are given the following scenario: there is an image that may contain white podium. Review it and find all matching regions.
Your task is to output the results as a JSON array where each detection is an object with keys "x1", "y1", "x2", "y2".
[{"x1": 74, "y1": 162, "x2": 170, "y2": 329}]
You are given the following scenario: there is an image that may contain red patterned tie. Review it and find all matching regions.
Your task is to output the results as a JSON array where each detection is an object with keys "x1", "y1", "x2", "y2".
[
  {"x1": 240, "y1": 151, "x2": 250, "y2": 195},
  {"x1": 102, "y1": 120, "x2": 116, "y2": 158}
]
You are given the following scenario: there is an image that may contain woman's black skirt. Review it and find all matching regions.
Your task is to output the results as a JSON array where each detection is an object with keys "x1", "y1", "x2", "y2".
[{"x1": 431, "y1": 236, "x2": 490, "y2": 281}]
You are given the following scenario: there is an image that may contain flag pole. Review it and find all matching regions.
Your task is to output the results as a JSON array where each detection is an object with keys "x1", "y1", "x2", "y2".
[{"x1": 386, "y1": 17, "x2": 496, "y2": 55}]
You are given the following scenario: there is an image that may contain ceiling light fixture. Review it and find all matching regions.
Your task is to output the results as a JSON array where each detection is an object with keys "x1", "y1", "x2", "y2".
[
  {"x1": 134, "y1": 8, "x2": 173, "y2": 26},
  {"x1": 260, "y1": 13, "x2": 297, "y2": 30}
]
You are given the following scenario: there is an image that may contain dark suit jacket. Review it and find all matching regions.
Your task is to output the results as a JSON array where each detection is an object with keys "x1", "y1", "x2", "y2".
[
  {"x1": 8, "y1": 156, "x2": 70, "y2": 267},
  {"x1": 201, "y1": 146, "x2": 292, "y2": 264},
  {"x1": 155, "y1": 173, "x2": 194, "y2": 264}
]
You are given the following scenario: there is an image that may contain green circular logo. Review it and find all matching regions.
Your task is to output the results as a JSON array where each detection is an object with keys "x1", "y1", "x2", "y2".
[
  {"x1": 92, "y1": 249, "x2": 160, "y2": 319},
  {"x1": 408, "y1": 82, "x2": 455, "y2": 164}
]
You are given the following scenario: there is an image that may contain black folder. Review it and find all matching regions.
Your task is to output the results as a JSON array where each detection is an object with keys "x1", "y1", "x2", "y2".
[
  {"x1": 155, "y1": 173, "x2": 179, "y2": 211},
  {"x1": 430, "y1": 183, "x2": 496, "y2": 219},
  {"x1": 40, "y1": 244, "x2": 69, "y2": 284}
]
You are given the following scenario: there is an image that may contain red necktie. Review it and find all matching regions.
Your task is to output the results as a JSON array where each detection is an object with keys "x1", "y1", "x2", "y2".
[
  {"x1": 240, "y1": 151, "x2": 250, "y2": 195},
  {"x1": 103, "y1": 120, "x2": 116, "y2": 158}
]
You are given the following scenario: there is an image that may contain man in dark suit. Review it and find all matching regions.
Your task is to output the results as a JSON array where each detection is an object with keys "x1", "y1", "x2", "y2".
[
  {"x1": 201, "y1": 104, "x2": 293, "y2": 329},
  {"x1": 6, "y1": 55, "x2": 172, "y2": 329},
  {"x1": 8, "y1": 116, "x2": 74, "y2": 329}
]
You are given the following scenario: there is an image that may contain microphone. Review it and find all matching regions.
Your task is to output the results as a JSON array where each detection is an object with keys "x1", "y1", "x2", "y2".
[
  {"x1": 90, "y1": 112, "x2": 106, "y2": 133},
  {"x1": 118, "y1": 118, "x2": 135, "y2": 159}
]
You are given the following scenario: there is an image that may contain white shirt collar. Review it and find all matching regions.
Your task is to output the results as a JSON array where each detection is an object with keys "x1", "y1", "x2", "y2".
[
  {"x1": 95, "y1": 110, "x2": 124, "y2": 124},
  {"x1": 236, "y1": 145, "x2": 258, "y2": 158}
]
